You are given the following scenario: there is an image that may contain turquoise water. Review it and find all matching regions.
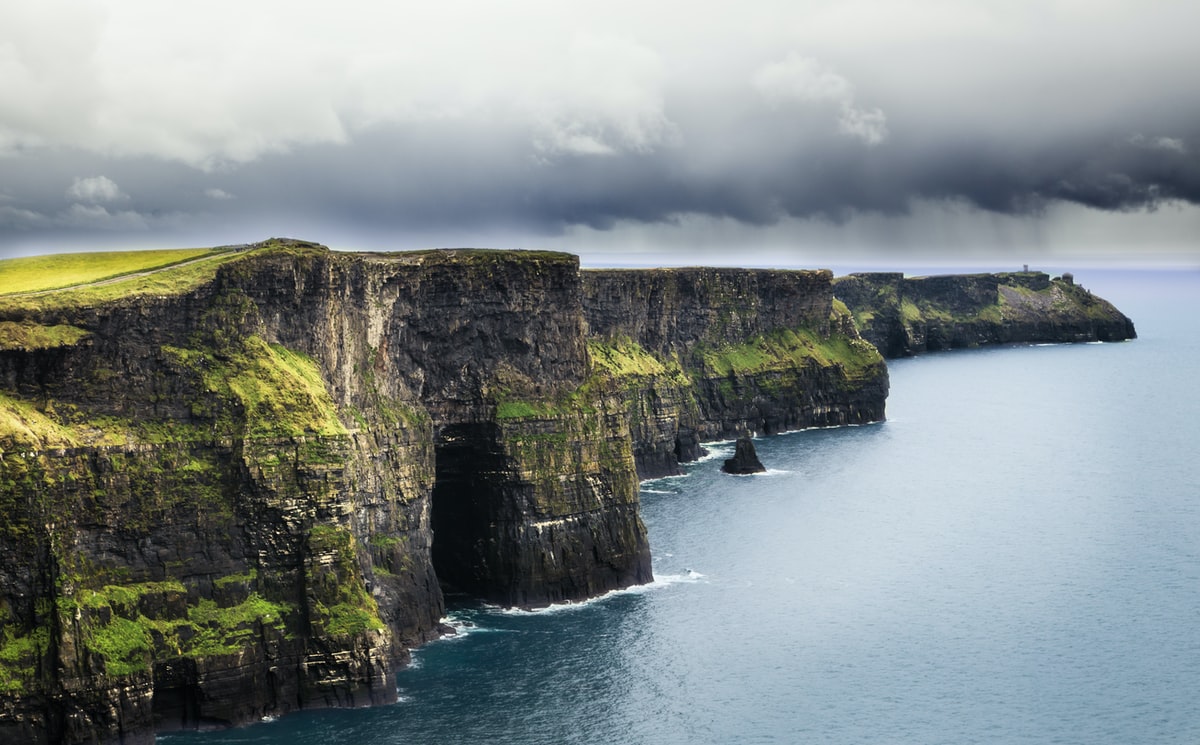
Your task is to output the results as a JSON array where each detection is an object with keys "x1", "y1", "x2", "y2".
[{"x1": 162, "y1": 270, "x2": 1200, "y2": 744}]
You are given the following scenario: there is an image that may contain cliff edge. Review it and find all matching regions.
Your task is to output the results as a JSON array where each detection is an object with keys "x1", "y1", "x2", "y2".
[
  {"x1": 0, "y1": 240, "x2": 888, "y2": 743},
  {"x1": 833, "y1": 271, "x2": 1136, "y2": 357}
]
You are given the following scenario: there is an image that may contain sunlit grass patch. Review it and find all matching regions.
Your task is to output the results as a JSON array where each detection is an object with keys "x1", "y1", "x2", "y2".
[{"x1": 0, "y1": 248, "x2": 223, "y2": 295}]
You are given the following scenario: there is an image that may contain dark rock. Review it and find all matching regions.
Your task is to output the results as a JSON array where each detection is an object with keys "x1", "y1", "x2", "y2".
[
  {"x1": 722, "y1": 436, "x2": 766, "y2": 474},
  {"x1": 0, "y1": 241, "x2": 893, "y2": 742},
  {"x1": 582, "y1": 267, "x2": 890, "y2": 478},
  {"x1": 833, "y1": 271, "x2": 1136, "y2": 358}
]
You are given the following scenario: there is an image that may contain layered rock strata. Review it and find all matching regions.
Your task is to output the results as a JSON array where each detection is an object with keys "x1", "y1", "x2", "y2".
[
  {"x1": 0, "y1": 241, "x2": 889, "y2": 743},
  {"x1": 583, "y1": 268, "x2": 889, "y2": 478},
  {"x1": 833, "y1": 271, "x2": 1137, "y2": 357}
]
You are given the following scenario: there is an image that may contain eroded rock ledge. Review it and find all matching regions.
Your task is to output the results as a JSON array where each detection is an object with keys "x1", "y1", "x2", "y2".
[{"x1": 0, "y1": 240, "x2": 888, "y2": 743}]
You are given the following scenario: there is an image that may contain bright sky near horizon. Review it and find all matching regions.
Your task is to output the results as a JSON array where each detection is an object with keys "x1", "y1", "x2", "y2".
[{"x1": 1, "y1": 1, "x2": 1197, "y2": 268}]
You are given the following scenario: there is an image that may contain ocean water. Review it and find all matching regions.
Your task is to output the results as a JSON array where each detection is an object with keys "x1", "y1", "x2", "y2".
[{"x1": 161, "y1": 270, "x2": 1200, "y2": 745}]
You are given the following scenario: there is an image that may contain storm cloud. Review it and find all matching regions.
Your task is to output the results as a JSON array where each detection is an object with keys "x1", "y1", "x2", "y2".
[{"x1": 2, "y1": 0, "x2": 1197, "y2": 264}]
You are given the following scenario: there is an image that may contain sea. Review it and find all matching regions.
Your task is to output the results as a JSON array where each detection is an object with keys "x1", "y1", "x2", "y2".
[{"x1": 161, "y1": 269, "x2": 1200, "y2": 745}]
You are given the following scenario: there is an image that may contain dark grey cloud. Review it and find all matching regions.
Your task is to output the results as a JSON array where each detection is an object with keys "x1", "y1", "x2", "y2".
[{"x1": 2, "y1": 1, "x2": 1198, "y2": 263}]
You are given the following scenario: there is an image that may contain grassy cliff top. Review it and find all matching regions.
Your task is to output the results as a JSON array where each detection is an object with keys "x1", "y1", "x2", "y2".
[
  {"x1": 0, "y1": 240, "x2": 331, "y2": 315},
  {"x1": 0, "y1": 242, "x2": 585, "y2": 316},
  {"x1": 393, "y1": 248, "x2": 579, "y2": 266},
  {"x1": 0, "y1": 247, "x2": 229, "y2": 295}
]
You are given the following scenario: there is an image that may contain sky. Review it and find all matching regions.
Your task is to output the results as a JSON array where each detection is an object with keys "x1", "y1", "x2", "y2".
[{"x1": 2, "y1": 0, "x2": 1198, "y2": 269}]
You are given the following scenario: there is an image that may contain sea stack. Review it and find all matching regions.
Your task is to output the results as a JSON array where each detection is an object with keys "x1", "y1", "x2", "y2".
[{"x1": 723, "y1": 435, "x2": 766, "y2": 474}]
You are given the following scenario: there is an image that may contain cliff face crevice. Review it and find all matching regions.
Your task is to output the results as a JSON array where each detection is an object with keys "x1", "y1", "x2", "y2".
[
  {"x1": 833, "y1": 271, "x2": 1137, "y2": 357},
  {"x1": 0, "y1": 241, "x2": 894, "y2": 743}
]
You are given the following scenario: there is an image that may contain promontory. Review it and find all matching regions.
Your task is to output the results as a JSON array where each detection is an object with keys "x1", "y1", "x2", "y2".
[{"x1": 0, "y1": 239, "x2": 1132, "y2": 743}]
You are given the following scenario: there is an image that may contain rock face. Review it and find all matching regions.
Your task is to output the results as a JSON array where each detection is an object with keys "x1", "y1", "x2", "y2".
[
  {"x1": 833, "y1": 271, "x2": 1137, "y2": 357},
  {"x1": 722, "y1": 436, "x2": 765, "y2": 475},
  {"x1": 583, "y1": 268, "x2": 890, "y2": 479},
  {"x1": 0, "y1": 241, "x2": 890, "y2": 743}
]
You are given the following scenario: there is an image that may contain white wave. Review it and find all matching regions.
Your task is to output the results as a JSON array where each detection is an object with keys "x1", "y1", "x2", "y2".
[
  {"x1": 691, "y1": 442, "x2": 734, "y2": 462},
  {"x1": 640, "y1": 488, "x2": 675, "y2": 494},
  {"x1": 424, "y1": 612, "x2": 511, "y2": 642},
  {"x1": 724, "y1": 468, "x2": 792, "y2": 477},
  {"x1": 260, "y1": 715, "x2": 278, "y2": 723},
  {"x1": 490, "y1": 572, "x2": 705, "y2": 616},
  {"x1": 640, "y1": 472, "x2": 692, "y2": 486},
  {"x1": 772, "y1": 419, "x2": 885, "y2": 436}
]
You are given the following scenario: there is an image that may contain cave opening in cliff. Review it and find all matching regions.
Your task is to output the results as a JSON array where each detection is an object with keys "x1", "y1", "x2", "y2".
[{"x1": 430, "y1": 422, "x2": 510, "y2": 603}]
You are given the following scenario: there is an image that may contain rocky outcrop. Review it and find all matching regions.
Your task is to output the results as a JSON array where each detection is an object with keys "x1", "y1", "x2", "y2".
[
  {"x1": 722, "y1": 436, "x2": 765, "y2": 475},
  {"x1": 0, "y1": 241, "x2": 889, "y2": 742},
  {"x1": 833, "y1": 271, "x2": 1136, "y2": 357}
]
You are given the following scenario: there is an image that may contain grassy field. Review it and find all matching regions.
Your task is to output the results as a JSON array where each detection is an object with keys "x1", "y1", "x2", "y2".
[{"x1": 0, "y1": 248, "x2": 224, "y2": 295}]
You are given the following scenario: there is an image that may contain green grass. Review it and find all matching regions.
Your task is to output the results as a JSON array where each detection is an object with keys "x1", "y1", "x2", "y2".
[
  {"x1": 306, "y1": 525, "x2": 385, "y2": 639},
  {"x1": 65, "y1": 577, "x2": 295, "y2": 673},
  {"x1": 183, "y1": 594, "x2": 293, "y2": 656},
  {"x1": 163, "y1": 337, "x2": 348, "y2": 438},
  {"x1": 0, "y1": 248, "x2": 223, "y2": 295},
  {"x1": 0, "y1": 240, "x2": 326, "y2": 315},
  {"x1": 2, "y1": 333, "x2": 347, "y2": 451},
  {"x1": 0, "y1": 391, "x2": 79, "y2": 452},
  {"x1": 587, "y1": 338, "x2": 674, "y2": 377},
  {"x1": 88, "y1": 617, "x2": 152, "y2": 676},
  {"x1": 495, "y1": 400, "x2": 561, "y2": 420},
  {"x1": 0, "y1": 625, "x2": 49, "y2": 693},
  {"x1": 0, "y1": 250, "x2": 249, "y2": 314},
  {"x1": 696, "y1": 327, "x2": 883, "y2": 379},
  {"x1": 0, "y1": 321, "x2": 91, "y2": 351}
]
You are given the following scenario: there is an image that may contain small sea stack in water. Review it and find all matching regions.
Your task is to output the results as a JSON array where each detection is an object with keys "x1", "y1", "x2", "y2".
[{"x1": 723, "y1": 435, "x2": 766, "y2": 474}]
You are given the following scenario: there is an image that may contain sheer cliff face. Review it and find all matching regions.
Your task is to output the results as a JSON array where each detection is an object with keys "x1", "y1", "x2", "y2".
[
  {"x1": 833, "y1": 271, "x2": 1138, "y2": 357},
  {"x1": 582, "y1": 268, "x2": 834, "y2": 355},
  {"x1": 0, "y1": 244, "x2": 656, "y2": 743},
  {"x1": 583, "y1": 268, "x2": 889, "y2": 478},
  {"x1": 0, "y1": 242, "x2": 889, "y2": 743}
]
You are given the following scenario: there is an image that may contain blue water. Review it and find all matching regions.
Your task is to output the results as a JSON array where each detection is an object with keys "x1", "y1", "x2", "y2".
[{"x1": 162, "y1": 270, "x2": 1200, "y2": 744}]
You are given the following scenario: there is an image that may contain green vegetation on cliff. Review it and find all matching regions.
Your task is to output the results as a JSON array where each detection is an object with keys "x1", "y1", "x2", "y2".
[
  {"x1": 164, "y1": 336, "x2": 347, "y2": 438},
  {"x1": 588, "y1": 337, "x2": 680, "y2": 379},
  {"x1": 307, "y1": 525, "x2": 385, "y2": 638},
  {"x1": 62, "y1": 577, "x2": 295, "y2": 677},
  {"x1": 0, "y1": 392, "x2": 78, "y2": 452},
  {"x1": 0, "y1": 249, "x2": 246, "y2": 314},
  {"x1": 0, "y1": 614, "x2": 48, "y2": 693},
  {"x1": 695, "y1": 327, "x2": 882, "y2": 380},
  {"x1": 0, "y1": 240, "x2": 329, "y2": 315},
  {"x1": 0, "y1": 333, "x2": 346, "y2": 452},
  {"x1": 0, "y1": 248, "x2": 224, "y2": 295},
  {"x1": 834, "y1": 271, "x2": 1136, "y2": 356},
  {"x1": 0, "y1": 321, "x2": 91, "y2": 351}
]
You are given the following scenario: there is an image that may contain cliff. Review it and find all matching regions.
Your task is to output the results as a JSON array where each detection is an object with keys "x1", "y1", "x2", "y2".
[
  {"x1": 832, "y1": 271, "x2": 1136, "y2": 357},
  {"x1": 583, "y1": 268, "x2": 888, "y2": 478},
  {"x1": 0, "y1": 240, "x2": 888, "y2": 743}
]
